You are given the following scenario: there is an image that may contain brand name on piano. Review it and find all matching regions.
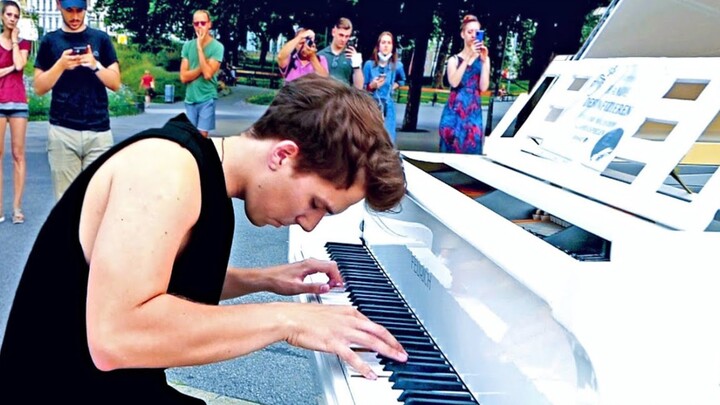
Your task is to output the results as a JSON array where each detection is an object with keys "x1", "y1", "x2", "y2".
[{"x1": 410, "y1": 255, "x2": 432, "y2": 290}]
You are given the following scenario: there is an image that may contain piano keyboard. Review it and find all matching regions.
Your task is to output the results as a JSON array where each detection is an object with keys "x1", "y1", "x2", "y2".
[{"x1": 325, "y1": 241, "x2": 479, "y2": 405}]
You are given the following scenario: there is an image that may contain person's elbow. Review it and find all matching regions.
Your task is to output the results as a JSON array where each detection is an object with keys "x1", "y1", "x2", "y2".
[
  {"x1": 33, "y1": 82, "x2": 49, "y2": 96},
  {"x1": 107, "y1": 81, "x2": 122, "y2": 92},
  {"x1": 87, "y1": 322, "x2": 127, "y2": 371}
]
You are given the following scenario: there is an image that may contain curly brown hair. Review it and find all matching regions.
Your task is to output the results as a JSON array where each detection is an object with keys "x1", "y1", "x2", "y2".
[{"x1": 248, "y1": 74, "x2": 406, "y2": 212}]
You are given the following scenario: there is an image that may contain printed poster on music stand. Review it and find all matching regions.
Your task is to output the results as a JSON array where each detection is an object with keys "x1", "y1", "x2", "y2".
[{"x1": 539, "y1": 63, "x2": 661, "y2": 172}]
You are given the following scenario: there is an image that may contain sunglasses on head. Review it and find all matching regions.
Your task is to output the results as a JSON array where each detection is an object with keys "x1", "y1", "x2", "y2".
[{"x1": 193, "y1": 21, "x2": 208, "y2": 27}]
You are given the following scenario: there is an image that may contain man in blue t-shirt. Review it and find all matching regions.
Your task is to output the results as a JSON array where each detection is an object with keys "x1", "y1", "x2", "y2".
[{"x1": 34, "y1": 0, "x2": 120, "y2": 201}]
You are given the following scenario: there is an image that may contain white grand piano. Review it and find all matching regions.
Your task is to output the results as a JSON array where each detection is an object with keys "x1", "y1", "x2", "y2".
[{"x1": 288, "y1": 0, "x2": 720, "y2": 404}]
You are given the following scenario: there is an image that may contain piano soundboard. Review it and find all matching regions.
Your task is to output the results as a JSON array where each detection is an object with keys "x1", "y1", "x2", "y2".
[{"x1": 288, "y1": 2, "x2": 720, "y2": 403}]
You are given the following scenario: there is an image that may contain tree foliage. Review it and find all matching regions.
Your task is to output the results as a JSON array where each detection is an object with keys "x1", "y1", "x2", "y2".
[{"x1": 97, "y1": 0, "x2": 610, "y2": 128}]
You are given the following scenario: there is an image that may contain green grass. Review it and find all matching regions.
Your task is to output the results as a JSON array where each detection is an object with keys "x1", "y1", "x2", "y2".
[{"x1": 246, "y1": 91, "x2": 278, "y2": 105}]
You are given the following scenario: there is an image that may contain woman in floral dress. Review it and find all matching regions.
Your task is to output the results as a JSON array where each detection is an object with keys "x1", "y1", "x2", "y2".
[{"x1": 438, "y1": 14, "x2": 490, "y2": 154}]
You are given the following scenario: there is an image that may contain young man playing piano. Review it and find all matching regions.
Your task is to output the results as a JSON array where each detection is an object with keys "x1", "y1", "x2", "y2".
[{"x1": 0, "y1": 74, "x2": 408, "y2": 403}]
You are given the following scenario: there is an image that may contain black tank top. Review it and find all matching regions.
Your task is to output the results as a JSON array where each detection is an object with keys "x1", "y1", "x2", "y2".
[{"x1": 0, "y1": 115, "x2": 234, "y2": 403}]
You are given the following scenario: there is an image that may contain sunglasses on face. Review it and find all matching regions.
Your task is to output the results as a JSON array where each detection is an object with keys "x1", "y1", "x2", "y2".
[{"x1": 193, "y1": 21, "x2": 208, "y2": 27}]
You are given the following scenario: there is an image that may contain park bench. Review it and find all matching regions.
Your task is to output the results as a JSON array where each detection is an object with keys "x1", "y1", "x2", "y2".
[
  {"x1": 396, "y1": 86, "x2": 495, "y2": 105},
  {"x1": 234, "y1": 69, "x2": 282, "y2": 89}
]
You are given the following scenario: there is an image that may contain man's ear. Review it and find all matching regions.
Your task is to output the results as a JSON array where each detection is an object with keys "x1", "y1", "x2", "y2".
[{"x1": 268, "y1": 140, "x2": 299, "y2": 170}]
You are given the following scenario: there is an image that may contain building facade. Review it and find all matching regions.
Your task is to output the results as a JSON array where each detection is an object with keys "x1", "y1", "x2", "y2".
[{"x1": 22, "y1": 0, "x2": 107, "y2": 35}]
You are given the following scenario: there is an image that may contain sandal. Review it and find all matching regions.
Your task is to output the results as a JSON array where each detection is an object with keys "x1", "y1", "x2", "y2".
[{"x1": 12, "y1": 208, "x2": 24, "y2": 224}]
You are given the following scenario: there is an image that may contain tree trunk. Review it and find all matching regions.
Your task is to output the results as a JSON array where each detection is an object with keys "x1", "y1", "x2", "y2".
[
  {"x1": 258, "y1": 36, "x2": 270, "y2": 67},
  {"x1": 401, "y1": 4, "x2": 434, "y2": 132},
  {"x1": 431, "y1": 35, "x2": 452, "y2": 88}
]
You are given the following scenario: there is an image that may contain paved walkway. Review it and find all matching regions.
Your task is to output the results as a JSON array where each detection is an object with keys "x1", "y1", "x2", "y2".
[{"x1": 0, "y1": 84, "x2": 510, "y2": 404}]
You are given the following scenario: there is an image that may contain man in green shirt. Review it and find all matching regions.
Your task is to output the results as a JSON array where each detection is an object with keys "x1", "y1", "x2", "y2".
[
  {"x1": 317, "y1": 17, "x2": 363, "y2": 89},
  {"x1": 180, "y1": 9, "x2": 224, "y2": 138}
]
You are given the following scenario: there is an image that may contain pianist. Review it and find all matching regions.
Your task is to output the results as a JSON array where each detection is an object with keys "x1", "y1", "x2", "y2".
[{"x1": 0, "y1": 74, "x2": 408, "y2": 403}]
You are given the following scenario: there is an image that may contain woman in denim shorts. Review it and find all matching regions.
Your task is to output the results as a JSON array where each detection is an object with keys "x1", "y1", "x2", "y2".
[{"x1": 0, "y1": 0, "x2": 30, "y2": 224}]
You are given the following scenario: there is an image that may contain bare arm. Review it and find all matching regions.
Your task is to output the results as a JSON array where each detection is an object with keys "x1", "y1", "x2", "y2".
[
  {"x1": 352, "y1": 67, "x2": 364, "y2": 90},
  {"x1": 9, "y1": 29, "x2": 27, "y2": 72},
  {"x1": 33, "y1": 49, "x2": 79, "y2": 95},
  {"x1": 180, "y1": 58, "x2": 202, "y2": 83},
  {"x1": 478, "y1": 46, "x2": 490, "y2": 92},
  {"x1": 0, "y1": 65, "x2": 15, "y2": 79},
  {"x1": 277, "y1": 36, "x2": 303, "y2": 69},
  {"x1": 220, "y1": 258, "x2": 344, "y2": 300},
  {"x1": 83, "y1": 140, "x2": 406, "y2": 378},
  {"x1": 95, "y1": 61, "x2": 121, "y2": 92},
  {"x1": 447, "y1": 54, "x2": 471, "y2": 88},
  {"x1": 196, "y1": 42, "x2": 221, "y2": 80}
]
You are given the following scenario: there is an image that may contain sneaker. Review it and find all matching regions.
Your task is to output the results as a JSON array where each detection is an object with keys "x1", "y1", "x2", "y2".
[{"x1": 12, "y1": 208, "x2": 24, "y2": 224}]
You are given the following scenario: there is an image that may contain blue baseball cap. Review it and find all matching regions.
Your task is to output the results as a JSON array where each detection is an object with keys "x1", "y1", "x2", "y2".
[{"x1": 60, "y1": 0, "x2": 87, "y2": 9}]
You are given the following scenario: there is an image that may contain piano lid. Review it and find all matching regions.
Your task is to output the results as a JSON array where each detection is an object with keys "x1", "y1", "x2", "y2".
[{"x1": 418, "y1": 56, "x2": 720, "y2": 232}]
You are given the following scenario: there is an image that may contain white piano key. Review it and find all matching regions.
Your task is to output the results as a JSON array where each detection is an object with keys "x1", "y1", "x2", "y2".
[
  {"x1": 345, "y1": 350, "x2": 392, "y2": 378},
  {"x1": 345, "y1": 374, "x2": 402, "y2": 405}
]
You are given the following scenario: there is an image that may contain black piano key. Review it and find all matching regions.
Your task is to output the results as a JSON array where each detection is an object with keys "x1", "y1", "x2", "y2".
[
  {"x1": 398, "y1": 390, "x2": 476, "y2": 403},
  {"x1": 392, "y1": 335, "x2": 436, "y2": 345},
  {"x1": 384, "y1": 362, "x2": 453, "y2": 374},
  {"x1": 403, "y1": 398, "x2": 478, "y2": 405},
  {"x1": 380, "y1": 340, "x2": 438, "y2": 352},
  {"x1": 360, "y1": 308, "x2": 414, "y2": 319},
  {"x1": 381, "y1": 354, "x2": 446, "y2": 365},
  {"x1": 392, "y1": 377, "x2": 466, "y2": 391},
  {"x1": 389, "y1": 371, "x2": 459, "y2": 383},
  {"x1": 403, "y1": 348, "x2": 444, "y2": 358},
  {"x1": 365, "y1": 315, "x2": 420, "y2": 327},
  {"x1": 349, "y1": 290, "x2": 403, "y2": 300},
  {"x1": 383, "y1": 325, "x2": 427, "y2": 336},
  {"x1": 325, "y1": 242, "x2": 478, "y2": 404},
  {"x1": 344, "y1": 281, "x2": 396, "y2": 292},
  {"x1": 352, "y1": 294, "x2": 407, "y2": 308}
]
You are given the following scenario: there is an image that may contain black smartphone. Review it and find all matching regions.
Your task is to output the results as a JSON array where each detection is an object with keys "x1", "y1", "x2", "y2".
[
  {"x1": 475, "y1": 30, "x2": 485, "y2": 43},
  {"x1": 347, "y1": 37, "x2": 357, "y2": 49},
  {"x1": 72, "y1": 45, "x2": 88, "y2": 55}
]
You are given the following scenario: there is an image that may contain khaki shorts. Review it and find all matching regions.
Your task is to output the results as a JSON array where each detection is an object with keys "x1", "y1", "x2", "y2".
[{"x1": 47, "y1": 124, "x2": 113, "y2": 201}]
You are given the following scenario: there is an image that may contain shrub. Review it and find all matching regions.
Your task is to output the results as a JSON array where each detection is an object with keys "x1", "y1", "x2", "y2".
[
  {"x1": 109, "y1": 85, "x2": 141, "y2": 117},
  {"x1": 28, "y1": 92, "x2": 50, "y2": 121},
  {"x1": 246, "y1": 91, "x2": 277, "y2": 106}
]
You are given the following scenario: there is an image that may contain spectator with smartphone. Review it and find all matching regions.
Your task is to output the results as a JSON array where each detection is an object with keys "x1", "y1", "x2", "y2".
[
  {"x1": 277, "y1": 28, "x2": 328, "y2": 83},
  {"x1": 0, "y1": 0, "x2": 30, "y2": 224},
  {"x1": 317, "y1": 17, "x2": 363, "y2": 89},
  {"x1": 363, "y1": 31, "x2": 406, "y2": 144},
  {"x1": 438, "y1": 14, "x2": 490, "y2": 154},
  {"x1": 180, "y1": 9, "x2": 224, "y2": 138},
  {"x1": 33, "y1": 0, "x2": 120, "y2": 201}
]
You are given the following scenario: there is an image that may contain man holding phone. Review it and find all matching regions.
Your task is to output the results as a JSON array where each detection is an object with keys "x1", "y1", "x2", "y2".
[
  {"x1": 317, "y1": 17, "x2": 363, "y2": 89},
  {"x1": 34, "y1": 0, "x2": 120, "y2": 201}
]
